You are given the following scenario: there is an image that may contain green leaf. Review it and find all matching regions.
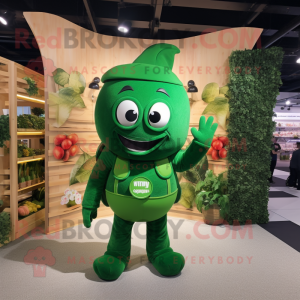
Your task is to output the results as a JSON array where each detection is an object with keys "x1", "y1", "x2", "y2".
[
  {"x1": 52, "y1": 68, "x2": 70, "y2": 86},
  {"x1": 202, "y1": 96, "x2": 229, "y2": 130},
  {"x1": 75, "y1": 156, "x2": 97, "y2": 183},
  {"x1": 52, "y1": 104, "x2": 72, "y2": 128},
  {"x1": 58, "y1": 87, "x2": 86, "y2": 108},
  {"x1": 69, "y1": 151, "x2": 93, "y2": 185},
  {"x1": 69, "y1": 71, "x2": 86, "y2": 94}
]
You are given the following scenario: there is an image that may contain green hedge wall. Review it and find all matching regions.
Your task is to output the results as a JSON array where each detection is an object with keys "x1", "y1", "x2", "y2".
[{"x1": 227, "y1": 47, "x2": 284, "y2": 225}]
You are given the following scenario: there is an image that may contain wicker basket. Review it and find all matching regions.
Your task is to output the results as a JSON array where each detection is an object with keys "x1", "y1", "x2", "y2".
[
  {"x1": 202, "y1": 204, "x2": 224, "y2": 225},
  {"x1": 19, "y1": 182, "x2": 27, "y2": 189}
]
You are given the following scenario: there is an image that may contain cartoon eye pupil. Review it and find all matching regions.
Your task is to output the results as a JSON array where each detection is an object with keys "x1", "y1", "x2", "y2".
[
  {"x1": 42, "y1": 256, "x2": 46, "y2": 260},
  {"x1": 125, "y1": 110, "x2": 137, "y2": 122},
  {"x1": 116, "y1": 100, "x2": 139, "y2": 127},
  {"x1": 148, "y1": 102, "x2": 170, "y2": 128},
  {"x1": 34, "y1": 257, "x2": 38, "y2": 260},
  {"x1": 149, "y1": 111, "x2": 161, "y2": 123}
]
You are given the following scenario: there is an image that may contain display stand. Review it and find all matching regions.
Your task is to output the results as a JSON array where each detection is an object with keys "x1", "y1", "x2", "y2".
[{"x1": 0, "y1": 56, "x2": 45, "y2": 241}]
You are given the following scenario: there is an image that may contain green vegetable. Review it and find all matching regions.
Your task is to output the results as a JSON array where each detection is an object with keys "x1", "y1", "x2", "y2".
[
  {"x1": 227, "y1": 47, "x2": 283, "y2": 224},
  {"x1": 0, "y1": 211, "x2": 11, "y2": 245},
  {"x1": 178, "y1": 182, "x2": 195, "y2": 209},
  {"x1": 53, "y1": 68, "x2": 70, "y2": 86},
  {"x1": 0, "y1": 115, "x2": 10, "y2": 148},
  {"x1": 195, "y1": 170, "x2": 229, "y2": 219},
  {"x1": 23, "y1": 77, "x2": 39, "y2": 97}
]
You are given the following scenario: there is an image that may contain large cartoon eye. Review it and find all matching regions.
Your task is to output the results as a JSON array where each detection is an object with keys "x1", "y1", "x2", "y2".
[
  {"x1": 148, "y1": 102, "x2": 170, "y2": 128},
  {"x1": 116, "y1": 100, "x2": 139, "y2": 126}
]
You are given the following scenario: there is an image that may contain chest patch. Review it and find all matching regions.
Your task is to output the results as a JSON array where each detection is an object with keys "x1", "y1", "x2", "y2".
[{"x1": 129, "y1": 177, "x2": 153, "y2": 199}]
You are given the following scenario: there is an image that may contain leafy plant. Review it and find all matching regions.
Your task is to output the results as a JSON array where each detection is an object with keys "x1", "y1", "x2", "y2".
[
  {"x1": 31, "y1": 107, "x2": 45, "y2": 116},
  {"x1": 23, "y1": 77, "x2": 39, "y2": 97},
  {"x1": 195, "y1": 170, "x2": 229, "y2": 218},
  {"x1": 182, "y1": 155, "x2": 208, "y2": 184},
  {"x1": 49, "y1": 68, "x2": 86, "y2": 127},
  {"x1": 69, "y1": 150, "x2": 96, "y2": 185},
  {"x1": 18, "y1": 164, "x2": 25, "y2": 184},
  {"x1": 227, "y1": 47, "x2": 283, "y2": 224},
  {"x1": 0, "y1": 211, "x2": 11, "y2": 245},
  {"x1": 0, "y1": 115, "x2": 10, "y2": 148},
  {"x1": 17, "y1": 115, "x2": 45, "y2": 130}
]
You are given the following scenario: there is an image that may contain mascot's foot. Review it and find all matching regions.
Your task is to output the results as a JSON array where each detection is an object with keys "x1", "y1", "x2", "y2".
[
  {"x1": 152, "y1": 251, "x2": 185, "y2": 277},
  {"x1": 93, "y1": 255, "x2": 126, "y2": 281}
]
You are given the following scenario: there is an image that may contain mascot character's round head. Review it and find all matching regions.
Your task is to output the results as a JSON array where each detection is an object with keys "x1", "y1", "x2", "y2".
[{"x1": 95, "y1": 43, "x2": 190, "y2": 161}]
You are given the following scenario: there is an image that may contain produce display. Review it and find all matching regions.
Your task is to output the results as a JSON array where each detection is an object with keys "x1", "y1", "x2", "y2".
[
  {"x1": 17, "y1": 114, "x2": 45, "y2": 130},
  {"x1": 31, "y1": 107, "x2": 45, "y2": 117},
  {"x1": 18, "y1": 161, "x2": 45, "y2": 189},
  {"x1": 18, "y1": 143, "x2": 45, "y2": 158},
  {"x1": 275, "y1": 122, "x2": 300, "y2": 127},
  {"x1": 18, "y1": 187, "x2": 45, "y2": 218},
  {"x1": 206, "y1": 136, "x2": 228, "y2": 160},
  {"x1": 53, "y1": 133, "x2": 79, "y2": 162},
  {"x1": 273, "y1": 131, "x2": 300, "y2": 137}
]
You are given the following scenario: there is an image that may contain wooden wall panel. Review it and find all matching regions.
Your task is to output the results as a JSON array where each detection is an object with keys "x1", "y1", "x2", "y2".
[{"x1": 24, "y1": 12, "x2": 262, "y2": 233}]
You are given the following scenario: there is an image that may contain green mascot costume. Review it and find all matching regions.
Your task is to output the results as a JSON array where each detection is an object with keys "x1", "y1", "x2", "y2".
[{"x1": 82, "y1": 43, "x2": 218, "y2": 281}]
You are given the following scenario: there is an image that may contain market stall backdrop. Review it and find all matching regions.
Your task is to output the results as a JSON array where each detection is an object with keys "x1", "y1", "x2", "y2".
[{"x1": 24, "y1": 12, "x2": 262, "y2": 234}]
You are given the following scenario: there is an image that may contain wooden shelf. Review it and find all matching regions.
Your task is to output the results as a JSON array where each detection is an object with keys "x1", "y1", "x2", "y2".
[
  {"x1": 0, "y1": 169, "x2": 10, "y2": 175},
  {"x1": 16, "y1": 94, "x2": 45, "y2": 104},
  {"x1": 17, "y1": 154, "x2": 45, "y2": 163},
  {"x1": 17, "y1": 129, "x2": 45, "y2": 138},
  {"x1": 4, "y1": 181, "x2": 45, "y2": 195},
  {"x1": 17, "y1": 128, "x2": 45, "y2": 133}
]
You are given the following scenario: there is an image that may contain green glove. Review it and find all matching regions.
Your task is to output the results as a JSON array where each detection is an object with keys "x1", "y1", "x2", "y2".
[
  {"x1": 191, "y1": 116, "x2": 218, "y2": 147},
  {"x1": 82, "y1": 207, "x2": 98, "y2": 228}
]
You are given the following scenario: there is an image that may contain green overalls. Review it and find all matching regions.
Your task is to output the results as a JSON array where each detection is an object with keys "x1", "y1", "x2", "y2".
[{"x1": 103, "y1": 156, "x2": 181, "y2": 268}]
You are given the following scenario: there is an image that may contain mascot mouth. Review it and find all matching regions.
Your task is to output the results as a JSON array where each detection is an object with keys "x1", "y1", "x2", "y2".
[{"x1": 118, "y1": 134, "x2": 165, "y2": 152}]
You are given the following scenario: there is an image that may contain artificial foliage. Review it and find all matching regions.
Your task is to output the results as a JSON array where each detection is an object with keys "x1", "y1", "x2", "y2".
[
  {"x1": 31, "y1": 107, "x2": 45, "y2": 116},
  {"x1": 0, "y1": 115, "x2": 10, "y2": 148},
  {"x1": 0, "y1": 211, "x2": 10, "y2": 245},
  {"x1": 17, "y1": 114, "x2": 45, "y2": 130},
  {"x1": 227, "y1": 47, "x2": 284, "y2": 224},
  {"x1": 23, "y1": 77, "x2": 39, "y2": 97}
]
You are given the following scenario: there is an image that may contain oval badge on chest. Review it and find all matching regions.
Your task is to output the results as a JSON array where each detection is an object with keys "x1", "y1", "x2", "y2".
[{"x1": 129, "y1": 177, "x2": 153, "y2": 199}]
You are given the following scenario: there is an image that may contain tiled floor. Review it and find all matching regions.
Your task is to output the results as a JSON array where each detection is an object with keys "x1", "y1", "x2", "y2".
[{"x1": 269, "y1": 169, "x2": 300, "y2": 226}]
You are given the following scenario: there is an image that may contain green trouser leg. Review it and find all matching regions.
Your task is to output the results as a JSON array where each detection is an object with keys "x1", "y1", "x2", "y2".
[
  {"x1": 93, "y1": 214, "x2": 134, "y2": 281},
  {"x1": 146, "y1": 215, "x2": 185, "y2": 277}
]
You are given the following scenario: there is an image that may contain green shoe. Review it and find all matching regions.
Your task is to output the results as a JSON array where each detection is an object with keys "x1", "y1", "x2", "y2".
[
  {"x1": 152, "y1": 251, "x2": 185, "y2": 277},
  {"x1": 93, "y1": 255, "x2": 126, "y2": 281}
]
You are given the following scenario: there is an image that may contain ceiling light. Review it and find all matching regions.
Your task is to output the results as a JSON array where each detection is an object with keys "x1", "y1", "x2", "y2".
[
  {"x1": 297, "y1": 58, "x2": 300, "y2": 63},
  {"x1": 286, "y1": 100, "x2": 290, "y2": 105},
  {"x1": 118, "y1": 20, "x2": 131, "y2": 33},
  {"x1": 0, "y1": 16, "x2": 7, "y2": 25}
]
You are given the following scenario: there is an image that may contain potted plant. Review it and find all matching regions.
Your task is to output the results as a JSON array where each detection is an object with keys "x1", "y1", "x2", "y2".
[
  {"x1": 195, "y1": 170, "x2": 229, "y2": 225},
  {"x1": 19, "y1": 164, "x2": 26, "y2": 189},
  {"x1": 24, "y1": 164, "x2": 31, "y2": 187},
  {"x1": 30, "y1": 162, "x2": 37, "y2": 185}
]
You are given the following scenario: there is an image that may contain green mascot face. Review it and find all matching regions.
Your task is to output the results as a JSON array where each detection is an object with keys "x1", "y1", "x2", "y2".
[{"x1": 95, "y1": 44, "x2": 190, "y2": 161}]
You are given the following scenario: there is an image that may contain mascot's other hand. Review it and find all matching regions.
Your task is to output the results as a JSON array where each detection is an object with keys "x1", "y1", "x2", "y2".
[
  {"x1": 82, "y1": 207, "x2": 98, "y2": 228},
  {"x1": 191, "y1": 116, "x2": 218, "y2": 147}
]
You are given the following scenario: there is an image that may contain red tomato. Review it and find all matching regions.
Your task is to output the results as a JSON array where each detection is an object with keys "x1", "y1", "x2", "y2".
[
  {"x1": 69, "y1": 144, "x2": 79, "y2": 157},
  {"x1": 207, "y1": 147, "x2": 213, "y2": 155},
  {"x1": 212, "y1": 136, "x2": 219, "y2": 143},
  {"x1": 212, "y1": 140, "x2": 223, "y2": 150},
  {"x1": 211, "y1": 150, "x2": 219, "y2": 160},
  {"x1": 219, "y1": 148, "x2": 227, "y2": 158},
  {"x1": 54, "y1": 134, "x2": 66, "y2": 146},
  {"x1": 218, "y1": 136, "x2": 229, "y2": 146},
  {"x1": 63, "y1": 150, "x2": 70, "y2": 162},
  {"x1": 53, "y1": 146, "x2": 64, "y2": 160},
  {"x1": 67, "y1": 133, "x2": 79, "y2": 145},
  {"x1": 61, "y1": 139, "x2": 72, "y2": 150}
]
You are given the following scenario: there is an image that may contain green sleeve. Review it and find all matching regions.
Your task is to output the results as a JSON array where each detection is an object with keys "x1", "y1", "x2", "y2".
[
  {"x1": 82, "y1": 150, "x2": 116, "y2": 209},
  {"x1": 172, "y1": 140, "x2": 208, "y2": 172}
]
